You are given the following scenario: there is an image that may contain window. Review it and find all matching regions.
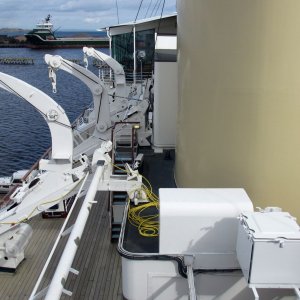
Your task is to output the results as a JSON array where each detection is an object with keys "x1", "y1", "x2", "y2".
[{"x1": 112, "y1": 29, "x2": 155, "y2": 77}]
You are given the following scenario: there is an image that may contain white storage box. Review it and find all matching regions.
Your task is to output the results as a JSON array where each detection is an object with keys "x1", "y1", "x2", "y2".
[
  {"x1": 159, "y1": 188, "x2": 253, "y2": 269},
  {"x1": 236, "y1": 211, "x2": 300, "y2": 286}
]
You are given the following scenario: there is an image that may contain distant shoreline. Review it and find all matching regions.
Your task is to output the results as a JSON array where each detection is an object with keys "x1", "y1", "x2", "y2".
[
  {"x1": 0, "y1": 28, "x2": 28, "y2": 31},
  {"x1": 0, "y1": 44, "x2": 26, "y2": 48},
  {"x1": 0, "y1": 28, "x2": 28, "y2": 34}
]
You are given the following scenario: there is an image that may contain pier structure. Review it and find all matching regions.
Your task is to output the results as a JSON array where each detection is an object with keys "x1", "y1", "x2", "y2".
[{"x1": 0, "y1": 57, "x2": 34, "y2": 65}]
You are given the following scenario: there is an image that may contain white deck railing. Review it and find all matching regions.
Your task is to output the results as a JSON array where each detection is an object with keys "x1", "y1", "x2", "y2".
[{"x1": 29, "y1": 161, "x2": 104, "y2": 300}]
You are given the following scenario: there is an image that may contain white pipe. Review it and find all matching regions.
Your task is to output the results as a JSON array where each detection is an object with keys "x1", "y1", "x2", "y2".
[
  {"x1": 107, "y1": 27, "x2": 112, "y2": 57},
  {"x1": 133, "y1": 24, "x2": 136, "y2": 84},
  {"x1": 29, "y1": 172, "x2": 89, "y2": 300},
  {"x1": 293, "y1": 286, "x2": 300, "y2": 299},
  {"x1": 187, "y1": 264, "x2": 197, "y2": 300},
  {"x1": 44, "y1": 163, "x2": 104, "y2": 300},
  {"x1": 106, "y1": 27, "x2": 112, "y2": 81},
  {"x1": 251, "y1": 286, "x2": 259, "y2": 300}
]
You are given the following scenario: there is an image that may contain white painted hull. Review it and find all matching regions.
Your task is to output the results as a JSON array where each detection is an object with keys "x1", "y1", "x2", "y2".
[{"x1": 121, "y1": 257, "x2": 296, "y2": 300}]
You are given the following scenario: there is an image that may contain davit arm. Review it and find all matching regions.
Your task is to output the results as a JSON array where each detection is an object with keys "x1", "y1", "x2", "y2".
[
  {"x1": 83, "y1": 48, "x2": 152, "y2": 146},
  {"x1": 0, "y1": 72, "x2": 73, "y2": 164},
  {"x1": 44, "y1": 54, "x2": 111, "y2": 133},
  {"x1": 83, "y1": 46, "x2": 126, "y2": 88},
  {"x1": 0, "y1": 72, "x2": 90, "y2": 270},
  {"x1": 83, "y1": 47, "x2": 128, "y2": 105}
]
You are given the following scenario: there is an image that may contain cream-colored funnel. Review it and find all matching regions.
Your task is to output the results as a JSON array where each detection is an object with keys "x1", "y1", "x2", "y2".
[{"x1": 176, "y1": 0, "x2": 300, "y2": 219}]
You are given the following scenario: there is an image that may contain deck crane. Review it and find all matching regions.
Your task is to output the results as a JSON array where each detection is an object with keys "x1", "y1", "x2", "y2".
[
  {"x1": 82, "y1": 47, "x2": 152, "y2": 146},
  {"x1": 44, "y1": 54, "x2": 111, "y2": 158},
  {"x1": 0, "y1": 72, "x2": 146, "y2": 271},
  {"x1": 0, "y1": 72, "x2": 89, "y2": 269},
  {"x1": 45, "y1": 53, "x2": 151, "y2": 148},
  {"x1": 83, "y1": 46, "x2": 127, "y2": 101}
]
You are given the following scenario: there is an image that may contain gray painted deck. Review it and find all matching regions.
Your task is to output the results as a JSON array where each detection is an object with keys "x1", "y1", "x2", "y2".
[{"x1": 0, "y1": 191, "x2": 123, "y2": 300}]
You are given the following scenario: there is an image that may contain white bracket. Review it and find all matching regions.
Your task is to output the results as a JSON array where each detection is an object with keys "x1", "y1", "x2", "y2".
[
  {"x1": 251, "y1": 286, "x2": 259, "y2": 300},
  {"x1": 184, "y1": 255, "x2": 197, "y2": 300},
  {"x1": 70, "y1": 267, "x2": 79, "y2": 275},
  {"x1": 31, "y1": 287, "x2": 49, "y2": 300},
  {"x1": 293, "y1": 286, "x2": 300, "y2": 299},
  {"x1": 61, "y1": 225, "x2": 74, "y2": 237},
  {"x1": 88, "y1": 200, "x2": 98, "y2": 204},
  {"x1": 250, "y1": 284, "x2": 300, "y2": 300},
  {"x1": 62, "y1": 288, "x2": 72, "y2": 296}
]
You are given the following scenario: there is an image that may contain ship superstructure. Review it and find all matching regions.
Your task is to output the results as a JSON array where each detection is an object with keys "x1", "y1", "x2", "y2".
[{"x1": 0, "y1": 5, "x2": 299, "y2": 300}]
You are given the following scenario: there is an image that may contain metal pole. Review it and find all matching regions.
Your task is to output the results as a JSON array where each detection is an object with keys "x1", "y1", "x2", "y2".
[
  {"x1": 107, "y1": 27, "x2": 112, "y2": 81},
  {"x1": 44, "y1": 162, "x2": 105, "y2": 300},
  {"x1": 184, "y1": 255, "x2": 197, "y2": 300},
  {"x1": 133, "y1": 24, "x2": 136, "y2": 84},
  {"x1": 187, "y1": 265, "x2": 197, "y2": 300}
]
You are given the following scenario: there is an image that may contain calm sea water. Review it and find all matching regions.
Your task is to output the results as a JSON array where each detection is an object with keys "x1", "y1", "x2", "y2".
[{"x1": 0, "y1": 47, "x2": 107, "y2": 176}]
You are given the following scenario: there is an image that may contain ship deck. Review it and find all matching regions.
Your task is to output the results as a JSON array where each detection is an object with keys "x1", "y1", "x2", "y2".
[
  {"x1": 0, "y1": 191, "x2": 123, "y2": 300},
  {"x1": 0, "y1": 149, "x2": 175, "y2": 299}
]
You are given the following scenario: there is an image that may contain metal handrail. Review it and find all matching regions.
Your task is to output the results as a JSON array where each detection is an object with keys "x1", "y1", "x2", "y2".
[
  {"x1": 110, "y1": 121, "x2": 139, "y2": 171},
  {"x1": 43, "y1": 164, "x2": 103, "y2": 300},
  {"x1": 29, "y1": 171, "x2": 89, "y2": 300}
]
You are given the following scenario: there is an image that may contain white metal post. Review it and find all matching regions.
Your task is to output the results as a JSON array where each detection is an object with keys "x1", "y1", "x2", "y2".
[
  {"x1": 133, "y1": 24, "x2": 136, "y2": 84},
  {"x1": 107, "y1": 27, "x2": 112, "y2": 81},
  {"x1": 187, "y1": 265, "x2": 197, "y2": 300},
  {"x1": 184, "y1": 255, "x2": 197, "y2": 300}
]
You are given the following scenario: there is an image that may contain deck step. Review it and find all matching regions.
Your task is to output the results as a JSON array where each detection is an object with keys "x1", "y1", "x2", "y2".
[
  {"x1": 111, "y1": 222, "x2": 122, "y2": 242},
  {"x1": 115, "y1": 156, "x2": 132, "y2": 163},
  {"x1": 112, "y1": 201, "x2": 126, "y2": 206},
  {"x1": 112, "y1": 226, "x2": 121, "y2": 233},
  {"x1": 116, "y1": 138, "x2": 132, "y2": 146},
  {"x1": 112, "y1": 192, "x2": 127, "y2": 200},
  {"x1": 111, "y1": 127, "x2": 137, "y2": 243},
  {"x1": 112, "y1": 196, "x2": 127, "y2": 203},
  {"x1": 114, "y1": 169, "x2": 127, "y2": 174}
]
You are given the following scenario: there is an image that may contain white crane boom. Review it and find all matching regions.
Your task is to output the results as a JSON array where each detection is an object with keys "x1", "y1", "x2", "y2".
[
  {"x1": 83, "y1": 46, "x2": 126, "y2": 88},
  {"x1": 44, "y1": 54, "x2": 111, "y2": 133},
  {"x1": 82, "y1": 48, "x2": 152, "y2": 146},
  {"x1": 0, "y1": 72, "x2": 89, "y2": 270},
  {"x1": 0, "y1": 72, "x2": 73, "y2": 163}
]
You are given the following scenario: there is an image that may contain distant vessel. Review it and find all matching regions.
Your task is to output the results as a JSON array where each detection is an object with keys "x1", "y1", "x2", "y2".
[{"x1": 25, "y1": 15, "x2": 108, "y2": 49}]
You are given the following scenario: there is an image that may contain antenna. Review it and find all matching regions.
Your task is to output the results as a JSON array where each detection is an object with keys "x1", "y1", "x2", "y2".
[{"x1": 115, "y1": 0, "x2": 120, "y2": 24}]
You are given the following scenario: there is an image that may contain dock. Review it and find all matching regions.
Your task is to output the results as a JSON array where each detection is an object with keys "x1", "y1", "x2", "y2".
[{"x1": 0, "y1": 58, "x2": 34, "y2": 65}]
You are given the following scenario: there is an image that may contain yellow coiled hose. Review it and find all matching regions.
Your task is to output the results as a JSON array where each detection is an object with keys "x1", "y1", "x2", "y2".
[{"x1": 112, "y1": 163, "x2": 159, "y2": 237}]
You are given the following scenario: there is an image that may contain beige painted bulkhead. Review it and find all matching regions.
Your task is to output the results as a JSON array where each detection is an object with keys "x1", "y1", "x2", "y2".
[{"x1": 176, "y1": 0, "x2": 300, "y2": 219}]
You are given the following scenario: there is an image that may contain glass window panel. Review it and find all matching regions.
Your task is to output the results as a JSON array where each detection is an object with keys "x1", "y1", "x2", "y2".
[{"x1": 112, "y1": 29, "x2": 155, "y2": 78}]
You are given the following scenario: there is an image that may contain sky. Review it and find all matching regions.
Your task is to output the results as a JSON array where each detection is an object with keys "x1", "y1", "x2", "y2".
[{"x1": 0, "y1": 0, "x2": 177, "y2": 31}]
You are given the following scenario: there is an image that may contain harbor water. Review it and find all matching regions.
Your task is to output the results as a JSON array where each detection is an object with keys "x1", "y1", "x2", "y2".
[{"x1": 0, "y1": 47, "x2": 107, "y2": 177}]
